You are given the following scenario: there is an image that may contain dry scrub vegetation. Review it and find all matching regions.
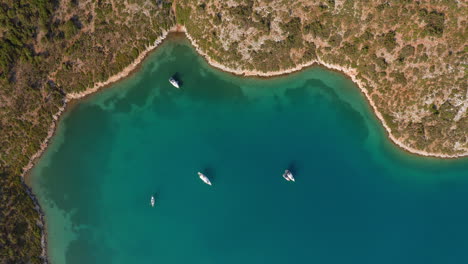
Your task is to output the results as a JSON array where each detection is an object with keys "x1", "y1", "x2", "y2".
[
  {"x1": 0, "y1": 0, "x2": 466, "y2": 262},
  {"x1": 178, "y1": 0, "x2": 467, "y2": 156},
  {"x1": 0, "y1": 1, "x2": 174, "y2": 262}
]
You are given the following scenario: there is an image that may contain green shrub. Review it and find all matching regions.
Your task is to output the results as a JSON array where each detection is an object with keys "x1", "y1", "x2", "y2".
[
  {"x1": 61, "y1": 20, "x2": 79, "y2": 39},
  {"x1": 390, "y1": 71, "x2": 407, "y2": 85},
  {"x1": 381, "y1": 31, "x2": 397, "y2": 51},
  {"x1": 419, "y1": 9, "x2": 445, "y2": 37},
  {"x1": 304, "y1": 21, "x2": 330, "y2": 39},
  {"x1": 176, "y1": 5, "x2": 192, "y2": 25},
  {"x1": 398, "y1": 45, "x2": 415, "y2": 62}
]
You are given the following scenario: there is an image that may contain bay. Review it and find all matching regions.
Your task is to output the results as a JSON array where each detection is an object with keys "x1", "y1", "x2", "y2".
[{"x1": 30, "y1": 36, "x2": 468, "y2": 264}]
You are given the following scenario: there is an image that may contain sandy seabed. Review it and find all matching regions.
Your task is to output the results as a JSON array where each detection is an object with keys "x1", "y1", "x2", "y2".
[
  {"x1": 24, "y1": 25, "x2": 468, "y2": 178},
  {"x1": 22, "y1": 23, "x2": 467, "y2": 264}
]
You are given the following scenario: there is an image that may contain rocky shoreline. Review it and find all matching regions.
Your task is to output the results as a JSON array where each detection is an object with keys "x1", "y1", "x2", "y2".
[
  {"x1": 22, "y1": 23, "x2": 467, "y2": 264},
  {"x1": 21, "y1": 177, "x2": 48, "y2": 264},
  {"x1": 21, "y1": 25, "x2": 182, "y2": 264},
  {"x1": 182, "y1": 26, "x2": 467, "y2": 159},
  {"x1": 24, "y1": 24, "x2": 466, "y2": 186},
  {"x1": 22, "y1": 25, "x2": 185, "y2": 177}
]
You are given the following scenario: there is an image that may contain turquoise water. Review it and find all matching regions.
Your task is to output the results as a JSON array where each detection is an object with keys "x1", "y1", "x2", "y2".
[{"x1": 30, "y1": 37, "x2": 468, "y2": 264}]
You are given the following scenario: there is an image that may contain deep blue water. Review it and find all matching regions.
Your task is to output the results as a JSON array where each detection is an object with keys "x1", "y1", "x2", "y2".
[{"x1": 30, "y1": 37, "x2": 468, "y2": 264}]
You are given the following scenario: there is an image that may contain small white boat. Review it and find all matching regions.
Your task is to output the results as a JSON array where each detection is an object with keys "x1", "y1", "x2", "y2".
[
  {"x1": 150, "y1": 196, "x2": 155, "y2": 207},
  {"x1": 198, "y1": 172, "x2": 212, "y2": 186},
  {"x1": 283, "y1": 170, "x2": 295, "y2": 182},
  {"x1": 169, "y1": 77, "x2": 180, "y2": 88}
]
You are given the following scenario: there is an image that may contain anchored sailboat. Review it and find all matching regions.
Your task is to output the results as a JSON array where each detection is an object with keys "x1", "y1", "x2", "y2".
[
  {"x1": 198, "y1": 172, "x2": 212, "y2": 186},
  {"x1": 282, "y1": 170, "x2": 295, "y2": 182},
  {"x1": 169, "y1": 76, "x2": 180, "y2": 88}
]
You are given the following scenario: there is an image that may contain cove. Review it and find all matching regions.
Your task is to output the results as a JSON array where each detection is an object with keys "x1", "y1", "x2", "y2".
[{"x1": 29, "y1": 36, "x2": 468, "y2": 264}]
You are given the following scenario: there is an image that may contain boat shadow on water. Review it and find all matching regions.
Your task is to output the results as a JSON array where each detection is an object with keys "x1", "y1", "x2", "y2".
[
  {"x1": 201, "y1": 166, "x2": 216, "y2": 184},
  {"x1": 150, "y1": 190, "x2": 160, "y2": 205},
  {"x1": 287, "y1": 161, "x2": 300, "y2": 179},
  {"x1": 171, "y1": 72, "x2": 184, "y2": 87}
]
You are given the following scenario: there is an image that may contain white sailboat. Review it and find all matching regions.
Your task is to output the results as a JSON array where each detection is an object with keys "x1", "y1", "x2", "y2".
[
  {"x1": 282, "y1": 170, "x2": 295, "y2": 182},
  {"x1": 169, "y1": 76, "x2": 180, "y2": 88},
  {"x1": 198, "y1": 172, "x2": 212, "y2": 186},
  {"x1": 150, "y1": 196, "x2": 155, "y2": 207}
]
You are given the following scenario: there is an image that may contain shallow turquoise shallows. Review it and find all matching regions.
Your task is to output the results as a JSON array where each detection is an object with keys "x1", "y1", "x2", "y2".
[{"x1": 30, "y1": 37, "x2": 468, "y2": 264}]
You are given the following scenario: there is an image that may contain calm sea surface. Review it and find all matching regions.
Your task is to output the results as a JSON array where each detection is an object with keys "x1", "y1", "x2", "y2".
[{"x1": 29, "y1": 37, "x2": 468, "y2": 264}]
